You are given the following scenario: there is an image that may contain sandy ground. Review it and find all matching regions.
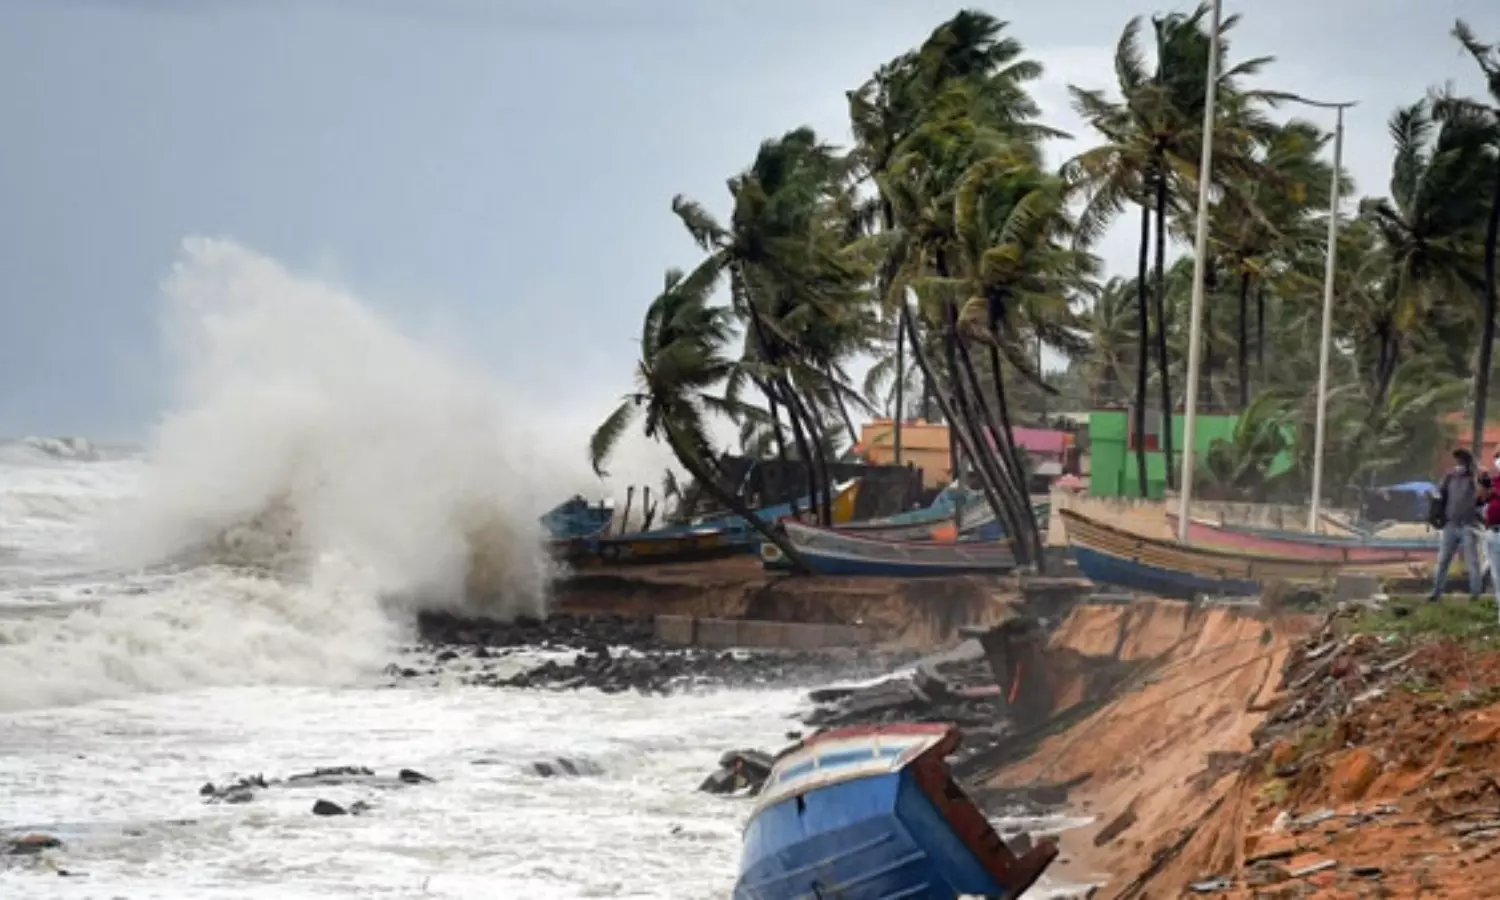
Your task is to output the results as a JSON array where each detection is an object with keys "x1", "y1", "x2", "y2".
[{"x1": 986, "y1": 600, "x2": 1316, "y2": 896}]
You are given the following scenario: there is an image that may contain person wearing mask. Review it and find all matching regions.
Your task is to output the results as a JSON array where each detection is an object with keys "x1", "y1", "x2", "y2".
[{"x1": 1431, "y1": 448, "x2": 1482, "y2": 601}]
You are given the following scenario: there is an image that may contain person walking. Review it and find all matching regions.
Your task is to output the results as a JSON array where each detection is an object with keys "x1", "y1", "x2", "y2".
[
  {"x1": 1431, "y1": 448, "x2": 1482, "y2": 601},
  {"x1": 1480, "y1": 474, "x2": 1500, "y2": 618}
]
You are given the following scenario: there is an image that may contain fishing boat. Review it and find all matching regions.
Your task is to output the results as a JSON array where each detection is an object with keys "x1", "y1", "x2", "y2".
[
  {"x1": 539, "y1": 495, "x2": 614, "y2": 540},
  {"x1": 1060, "y1": 509, "x2": 1422, "y2": 599},
  {"x1": 556, "y1": 481, "x2": 861, "y2": 567},
  {"x1": 761, "y1": 519, "x2": 1017, "y2": 577},
  {"x1": 734, "y1": 723, "x2": 1057, "y2": 900},
  {"x1": 1164, "y1": 512, "x2": 1436, "y2": 563},
  {"x1": 839, "y1": 484, "x2": 987, "y2": 534},
  {"x1": 577, "y1": 526, "x2": 749, "y2": 566},
  {"x1": 655, "y1": 479, "x2": 862, "y2": 537}
]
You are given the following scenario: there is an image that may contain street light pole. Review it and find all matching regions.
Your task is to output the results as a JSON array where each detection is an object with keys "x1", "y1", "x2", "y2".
[
  {"x1": 1302, "y1": 100, "x2": 1355, "y2": 534},
  {"x1": 1175, "y1": 0, "x2": 1222, "y2": 543}
]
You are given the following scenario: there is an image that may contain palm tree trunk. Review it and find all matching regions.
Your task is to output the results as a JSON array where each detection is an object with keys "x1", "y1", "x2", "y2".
[
  {"x1": 621, "y1": 485, "x2": 634, "y2": 535},
  {"x1": 1256, "y1": 283, "x2": 1266, "y2": 372},
  {"x1": 894, "y1": 313, "x2": 905, "y2": 465},
  {"x1": 957, "y1": 346, "x2": 1031, "y2": 559},
  {"x1": 960, "y1": 336, "x2": 1044, "y2": 570},
  {"x1": 662, "y1": 422, "x2": 811, "y2": 573},
  {"x1": 765, "y1": 390, "x2": 799, "y2": 518},
  {"x1": 1152, "y1": 168, "x2": 1175, "y2": 489},
  {"x1": 944, "y1": 326, "x2": 963, "y2": 486},
  {"x1": 1237, "y1": 271, "x2": 1251, "y2": 410},
  {"x1": 823, "y1": 362, "x2": 861, "y2": 448},
  {"x1": 641, "y1": 486, "x2": 657, "y2": 531},
  {"x1": 777, "y1": 379, "x2": 823, "y2": 524},
  {"x1": 1134, "y1": 201, "x2": 1151, "y2": 498},
  {"x1": 901, "y1": 308, "x2": 1032, "y2": 567},
  {"x1": 978, "y1": 338, "x2": 1046, "y2": 571},
  {"x1": 1471, "y1": 160, "x2": 1500, "y2": 460},
  {"x1": 784, "y1": 380, "x2": 835, "y2": 526}
]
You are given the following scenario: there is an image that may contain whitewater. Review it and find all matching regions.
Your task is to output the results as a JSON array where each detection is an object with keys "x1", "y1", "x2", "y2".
[{"x1": 0, "y1": 239, "x2": 1081, "y2": 898}]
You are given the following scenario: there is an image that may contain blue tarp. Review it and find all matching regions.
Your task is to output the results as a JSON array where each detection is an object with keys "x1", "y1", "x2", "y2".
[{"x1": 1376, "y1": 481, "x2": 1437, "y2": 494}]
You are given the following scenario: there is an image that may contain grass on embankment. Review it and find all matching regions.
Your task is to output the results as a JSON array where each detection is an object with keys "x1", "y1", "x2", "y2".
[{"x1": 1350, "y1": 595, "x2": 1500, "y2": 646}]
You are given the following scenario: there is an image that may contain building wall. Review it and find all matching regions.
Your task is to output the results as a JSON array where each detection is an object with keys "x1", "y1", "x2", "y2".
[
  {"x1": 1088, "y1": 409, "x2": 1282, "y2": 499},
  {"x1": 857, "y1": 420, "x2": 952, "y2": 488}
]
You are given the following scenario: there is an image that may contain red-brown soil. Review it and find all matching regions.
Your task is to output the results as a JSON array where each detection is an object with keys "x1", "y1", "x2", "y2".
[{"x1": 1006, "y1": 599, "x2": 1500, "y2": 899}]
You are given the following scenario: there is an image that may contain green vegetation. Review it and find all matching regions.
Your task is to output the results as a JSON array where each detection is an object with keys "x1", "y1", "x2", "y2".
[
  {"x1": 589, "y1": 7, "x2": 1500, "y2": 566},
  {"x1": 1350, "y1": 597, "x2": 1500, "y2": 645}
]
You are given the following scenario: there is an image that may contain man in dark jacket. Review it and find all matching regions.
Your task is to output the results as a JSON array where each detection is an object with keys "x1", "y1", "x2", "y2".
[{"x1": 1431, "y1": 448, "x2": 1482, "y2": 600}]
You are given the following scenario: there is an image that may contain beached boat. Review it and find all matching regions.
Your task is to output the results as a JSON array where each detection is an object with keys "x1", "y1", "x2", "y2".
[
  {"x1": 578, "y1": 526, "x2": 749, "y2": 566},
  {"x1": 762, "y1": 520, "x2": 1017, "y2": 577},
  {"x1": 657, "y1": 479, "x2": 862, "y2": 537},
  {"x1": 1060, "y1": 509, "x2": 1421, "y2": 599},
  {"x1": 1164, "y1": 512, "x2": 1436, "y2": 563},
  {"x1": 839, "y1": 485, "x2": 986, "y2": 533},
  {"x1": 539, "y1": 495, "x2": 614, "y2": 540},
  {"x1": 734, "y1": 723, "x2": 1057, "y2": 900}
]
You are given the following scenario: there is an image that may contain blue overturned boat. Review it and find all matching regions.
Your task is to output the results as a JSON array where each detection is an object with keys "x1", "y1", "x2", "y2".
[{"x1": 735, "y1": 723, "x2": 1057, "y2": 899}]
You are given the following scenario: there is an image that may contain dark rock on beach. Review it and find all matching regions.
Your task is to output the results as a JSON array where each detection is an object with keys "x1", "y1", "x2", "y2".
[
  {"x1": 698, "y1": 749, "x2": 775, "y2": 796},
  {"x1": 312, "y1": 799, "x2": 347, "y2": 816},
  {"x1": 199, "y1": 765, "x2": 436, "y2": 806},
  {"x1": 530, "y1": 757, "x2": 603, "y2": 778},
  {"x1": 405, "y1": 611, "x2": 920, "y2": 695},
  {"x1": 416, "y1": 611, "x2": 657, "y2": 654},
  {"x1": 5, "y1": 834, "x2": 63, "y2": 856}
]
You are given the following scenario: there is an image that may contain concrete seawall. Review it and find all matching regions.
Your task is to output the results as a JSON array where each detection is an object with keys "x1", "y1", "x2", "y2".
[{"x1": 654, "y1": 615, "x2": 878, "y2": 650}]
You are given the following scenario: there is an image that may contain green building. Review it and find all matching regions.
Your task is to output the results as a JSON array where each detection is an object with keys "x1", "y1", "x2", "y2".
[{"x1": 1087, "y1": 408, "x2": 1291, "y2": 499}]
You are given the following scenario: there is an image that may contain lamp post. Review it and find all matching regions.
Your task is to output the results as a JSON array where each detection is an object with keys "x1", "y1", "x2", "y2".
[
  {"x1": 1175, "y1": 0, "x2": 1222, "y2": 543},
  {"x1": 1294, "y1": 98, "x2": 1356, "y2": 534}
]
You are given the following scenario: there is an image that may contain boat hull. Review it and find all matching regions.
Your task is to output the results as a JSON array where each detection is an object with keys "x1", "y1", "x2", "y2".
[
  {"x1": 1061, "y1": 509, "x2": 1419, "y2": 598},
  {"x1": 574, "y1": 529, "x2": 750, "y2": 567},
  {"x1": 735, "y1": 724, "x2": 1055, "y2": 900},
  {"x1": 1166, "y1": 513, "x2": 1434, "y2": 563},
  {"x1": 769, "y1": 520, "x2": 1016, "y2": 577}
]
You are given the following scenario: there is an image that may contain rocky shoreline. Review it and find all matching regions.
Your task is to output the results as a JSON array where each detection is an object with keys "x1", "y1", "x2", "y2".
[{"x1": 398, "y1": 611, "x2": 923, "y2": 695}]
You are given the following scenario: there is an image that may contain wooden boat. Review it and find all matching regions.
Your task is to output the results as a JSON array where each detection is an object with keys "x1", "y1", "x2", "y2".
[
  {"x1": 656, "y1": 479, "x2": 861, "y2": 537},
  {"x1": 762, "y1": 520, "x2": 1017, "y2": 577},
  {"x1": 556, "y1": 481, "x2": 859, "y2": 566},
  {"x1": 839, "y1": 485, "x2": 987, "y2": 533},
  {"x1": 735, "y1": 723, "x2": 1057, "y2": 899},
  {"x1": 1060, "y1": 509, "x2": 1422, "y2": 599},
  {"x1": 539, "y1": 495, "x2": 613, "y2": 540},
  {"x1": 1164, "y1": 512, "x2": 1436, "y2": 564},
  {"x1": 575, "y1": 526, "x2": 750, "y2": 567}
]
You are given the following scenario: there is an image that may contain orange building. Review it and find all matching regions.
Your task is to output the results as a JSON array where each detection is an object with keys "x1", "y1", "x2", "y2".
[
  {"x1": 1447, "y1": 414, "x2": 1500, "y2": 469},
  {"x1": 855, "y1": 419, "x2": 1076, "y2": 489},
  {"x1": 855, "y1": 419, "x2": 952, "y2": 487}
]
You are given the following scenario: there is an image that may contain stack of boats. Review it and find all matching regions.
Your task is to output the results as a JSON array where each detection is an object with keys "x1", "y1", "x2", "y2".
[
  {"x1": 1056, "y1": 507, "x2": 1438, "y2": 599},
  {"x1": 539, "y1": 483, "x2": 1046, "y2": 577}
]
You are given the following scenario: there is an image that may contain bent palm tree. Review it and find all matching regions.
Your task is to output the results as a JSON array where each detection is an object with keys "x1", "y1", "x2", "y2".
[{"x1": 588, "y1": 269, "x2": 809, "y2": 571}]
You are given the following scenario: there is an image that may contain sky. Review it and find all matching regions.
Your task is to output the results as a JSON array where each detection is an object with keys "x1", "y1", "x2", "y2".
[{"x1": 2, "y1": 0, "x2": 1499, "y2": 464}]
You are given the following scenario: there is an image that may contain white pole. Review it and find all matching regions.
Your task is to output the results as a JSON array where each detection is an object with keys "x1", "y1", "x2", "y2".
[
  {"x1": 1175, "y1": 0, "x2": 1222, "y2": 543},
  {"x1": 1308, "y1": 105, "x2": 1349, "y2": 534}
]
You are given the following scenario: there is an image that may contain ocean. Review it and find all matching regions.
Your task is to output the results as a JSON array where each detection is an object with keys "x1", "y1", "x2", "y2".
[{"x1": 0, "y1": 239, "x2": 1087, "y2": 898}]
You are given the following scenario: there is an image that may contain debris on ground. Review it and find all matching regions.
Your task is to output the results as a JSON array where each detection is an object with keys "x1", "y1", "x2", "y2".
[{"x1": 1138, "y1": 596, "x2": 1500, "y2": 897}]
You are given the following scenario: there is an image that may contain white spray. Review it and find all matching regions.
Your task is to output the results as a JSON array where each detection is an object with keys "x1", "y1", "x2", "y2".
[{"x1": 0, "y1": 237, "x2": 567, "y2": 710}]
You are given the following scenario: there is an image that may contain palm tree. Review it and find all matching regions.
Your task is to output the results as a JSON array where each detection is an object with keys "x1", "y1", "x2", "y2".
[
  {"x1": 1068, "y1": 5, "x2": 1272, "y2": 493},
  {"x1": 1211, "y1": 119, "x2": 1340, "y2": 408},
  {"x1": 850, "y1": 10, "x2": 1062, "y2": 477},
  {"x1": 1078, "y1": 277, "x2": 1140, "y2": 406},
  {"x1": 1443, "y1": 20, "x2": 1500, "y2": 456},
  {"x1": 588, "y1": 269, "x2": 809, "y2": 570},
  {"x1": 672, "y1": 128, "x2": 874, "y2": 524},
  {"x1": 1362, "y1": 100, "x2": 1492, "y2": 407}
]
